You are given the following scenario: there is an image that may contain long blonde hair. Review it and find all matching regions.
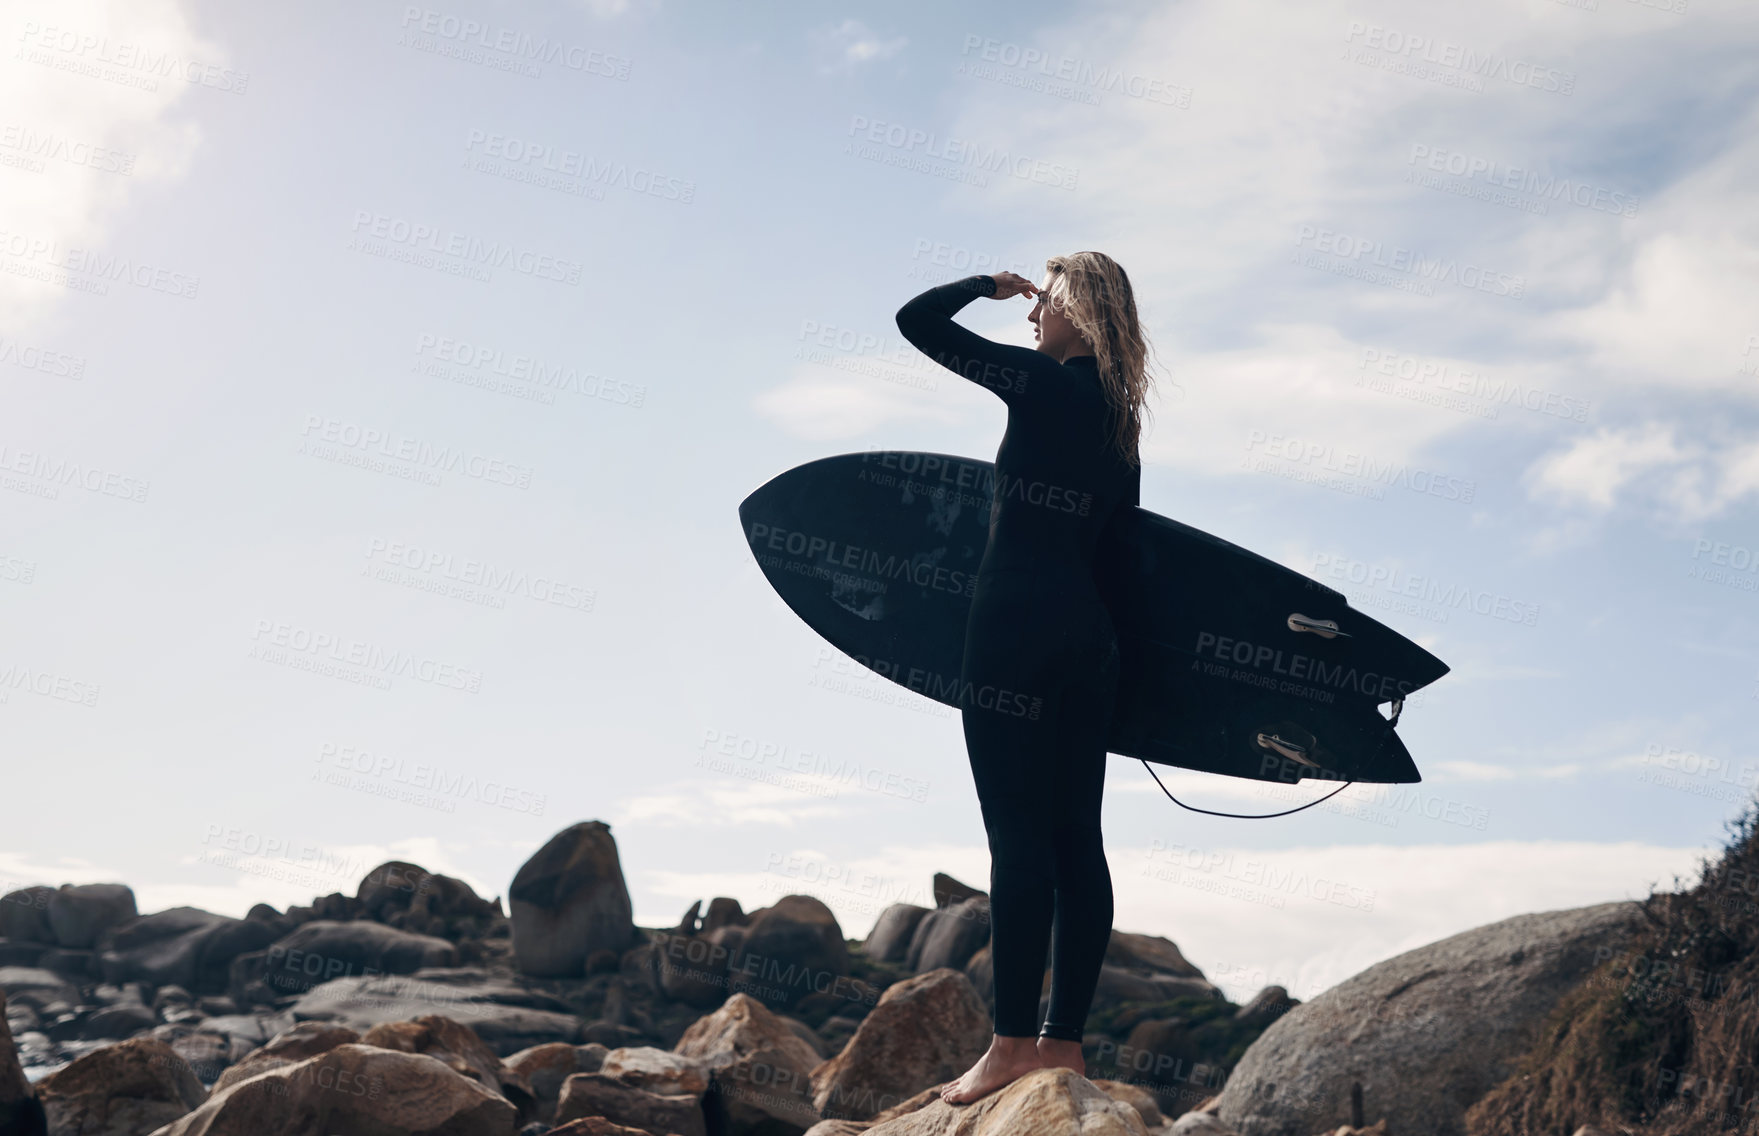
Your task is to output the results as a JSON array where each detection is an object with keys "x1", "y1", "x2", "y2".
[{"x1": 1042, "y1": 251, "x2": 1155, "y2": 467}]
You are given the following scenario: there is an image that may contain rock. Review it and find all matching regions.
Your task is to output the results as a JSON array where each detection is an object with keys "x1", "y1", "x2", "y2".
[
  {"x1": 581, "y1": 1019, "x2": 648, "y2": 1049},
  {"x1": 360, "y1": 1013, "x2": 536, "y2": 1121},
  {"x1": 931, "y1": 873, "x2": 986, "y2": 908},
  {"x1": 286, "y1": 972, "x2": 584, "y2": 1053},
  {"x1": 0, "y1": 889, "x2": 55, "y2": 944},
  {"x1": 904, "y1": 897, "x2": 989, "y2": 975},
  {"x1": 1233, "y1": 986, "x2": 1297, "y2": 1029},
  {"x1": 702, "y1": 897, "x2": 747, "y2": 935},
  {"x1": 77, "y1": 1000, "x2": 158, "y2": 1040},
  {"x1": 506, "y1": 1041, "x2": 580, "y2": 1121},
  {"x1": 546, "y1": 1118, "x2": 659, "y2": 1136},
  {"x1": 0, "y1": 940, "x2": 45, "y2": 968},
  {"x1": 0, "y1": 968, "x2": 79, "y2": 1011},
  {"x1": 1169, "y1": 1109, "x2": 1240, "y2": 1136},
  {"x1": 149, "y1": 1023, "x2": 258, "y2": 1084},
  {"x1": 809, "y1": 968, "x2": 990, "y2": 1121},
  {"x1": 510, "y1": 820, "x2": 638, "y2": 978},
  {"x1": 654, "y1": 926, "x2": 738, "y2": 1009},
  {"x1": 152, "y1": 1042, "x2": 517, "y2": 1135},
  {"x1": 555, "y1": 1072, "x2": 706, "y2": 1136},
  {"x1": 1213, "y1": 900, "x2": 1649, "y2": 1136},
  {"x1": 861, "y1": 1066, "x2": 1146, "y2": 1134},
  {"x1": 355, "y1": 860, "x2": 502, "y2": 936},
  {"x1": 600, "y1": 1045, "x2": 711, "y2": 1097},
  {"x1": 1091, "y1": 1078, "x2": 1166, "y2": 1130},
  {"x1": 153, "y1": 984, "x2": 195, "y2": 1013},
  {"x1": 781, "y1": 1013, "x2": 828, "y2": 1059},
  {"x1": 861, "y1": 904, "x2": 931, "y2": 964},
  {"x1": 97, "y1": 907, "x2": 280, "y2": 994},
  {"x1": 674, "y1": 991, "x2": 822, "y2": 1134},
  {"x1": 733, "y1": 894, "x2": 851, "y2": 1011},
  {"x1": 196, "y1": 995, "x2": 239, "y2": 1017},
  {"x1": 0, "y1": 990, "x2": 46, "y2": 1136},
  {"x1": 210, "y1": 1020, "x2": 358, "y2": 1092},
  {"x1": 36, "y1": 1036, "x2": 206, "y2": 1134},
  {"x1": 35, "y1": 949, "x2": 94, "y2": 979},
  {"x1": 1104, "y1": 931, "x2": 1206, "y2": 979},
  {"x1": 227, "y1": 918, "x2": 458, "y2": 1003},
  {"x1": 46, "y1": 884, "x2": 137, "y2": 950}
]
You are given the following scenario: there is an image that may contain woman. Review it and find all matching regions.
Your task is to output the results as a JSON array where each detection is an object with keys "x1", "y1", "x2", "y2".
[{"x1": 893, "y1": 252, "x2": 1155, "y2": 1104}]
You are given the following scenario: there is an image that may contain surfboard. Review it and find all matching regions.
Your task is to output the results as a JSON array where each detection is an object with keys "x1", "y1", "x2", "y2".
[{"x1": 739, "y1": 450, "x2": 1448, "y2": 785}]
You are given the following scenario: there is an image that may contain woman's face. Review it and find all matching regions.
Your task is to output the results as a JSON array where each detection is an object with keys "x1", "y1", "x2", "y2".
[{"x1": 1028, "y1": 280, "x2": 1089, "y2": 361}]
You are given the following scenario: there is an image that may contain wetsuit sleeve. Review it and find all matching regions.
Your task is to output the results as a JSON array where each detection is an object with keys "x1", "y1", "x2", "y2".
[{"x1": 894, "y1": 275, "x2": 1046, "y2": 405}]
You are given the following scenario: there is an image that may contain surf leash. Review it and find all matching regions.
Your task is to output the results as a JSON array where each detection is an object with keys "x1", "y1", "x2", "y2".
[{"x1": 1140, "y1": 760, "x2": 1355, "y2": 818}]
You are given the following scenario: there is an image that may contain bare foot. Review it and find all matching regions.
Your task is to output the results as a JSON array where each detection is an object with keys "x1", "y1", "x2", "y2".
[
  {"x1": 941, "y1": 1034, "x2": 1044, "y2": 1105},
  {"x1": 1035, "y1": 1036, "x2": 1085, "y2": 1077}
]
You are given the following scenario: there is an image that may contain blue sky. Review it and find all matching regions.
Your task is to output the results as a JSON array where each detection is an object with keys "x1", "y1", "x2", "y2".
[{"x1": 4, "y1": 0, "x2": 1758, "y2": 1001}]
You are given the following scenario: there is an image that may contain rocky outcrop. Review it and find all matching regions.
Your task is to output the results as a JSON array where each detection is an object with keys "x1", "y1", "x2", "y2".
[
  {"x1": 359, "y1": 1013, "x2": 535, "y2": 1121},
  {"x1": 286, "y1": 971, "x2": 585, "y2": 1053},
  {"x1": 675, "y1": 992, "x2": 823, "y2": 1134},
  {"x1": 861, "y1": 905, "x2": 930, "y2": 964},
  {"x1": 227, "y1": 919, "x2": 458, "y2": 1003},
  {"x1": 904, "y1": 897, "x2": 989, "y2": 975},
  {"x1": 354, "y1": 861, "x2": 503, "y2": 939},
  {"x1": 94, "y1": 907, "x2": 280, "y2": 994},
  {"x1": 47, "y1": 885, "x2": 138, "y2": 950},
  {"x1": 210, "y1": 1020, "x2": 358, "y2": 1091},
  {"x1": 809, "y1": 968, "x2": 990, "y2": 1121},
  {"x1": 36, "y1": 1036, "x2": 206, "y2": 1135},
  {"x1": 506, "y1": 1041, "x2": 608, "y2": 1122},
  {"x1": 805, "y1": 1066, "x2": 1150, "y2": 1135},
  {"x1": 732, "y1": 894, "x2": 851, "y2": 1012},
  {"x1": 152, "y1": 1042, "x2": 517, "y2": 1135},
  {"x1": 510, "y1": 820, "x2": 638, "y2": 978},
  {"x1": 555, "y1": 1071, "x2": 707, "y2": 1136},
  {"x1": 1213, "y1": 901, "x2": 1649, "y2": 1136}
]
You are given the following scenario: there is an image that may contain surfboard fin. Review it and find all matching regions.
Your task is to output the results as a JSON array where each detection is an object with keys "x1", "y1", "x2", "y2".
[
  {"x1": 1287, "y1": 613, "x2": 1351, "y2": 639},
  {"x1": 1256, "y1": 731, "x2": 1321, "y2": 768}
]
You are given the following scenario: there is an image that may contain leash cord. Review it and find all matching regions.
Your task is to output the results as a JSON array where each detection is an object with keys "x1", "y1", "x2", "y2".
[{"x1": 1141, "y1": 759, "x2": 1354, "y2": 818}]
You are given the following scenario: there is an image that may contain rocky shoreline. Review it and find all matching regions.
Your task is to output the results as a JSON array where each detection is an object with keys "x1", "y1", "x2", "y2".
[{"x1": 0, "y1": 819, "x2": 1639, "y2": 1136}]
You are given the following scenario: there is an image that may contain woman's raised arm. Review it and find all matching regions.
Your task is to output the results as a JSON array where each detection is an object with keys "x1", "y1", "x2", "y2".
[{"x1": 894, "y1": 274, "x2": 1048, "y2": 405}]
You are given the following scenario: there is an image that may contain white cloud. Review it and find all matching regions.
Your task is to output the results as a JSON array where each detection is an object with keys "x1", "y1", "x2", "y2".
[
  {"x1": 752, "y1": 369, "x2": 965, "y2": 441},
  {"x1": 812, "y1": 20, "x2": 907, "y2": 74}
]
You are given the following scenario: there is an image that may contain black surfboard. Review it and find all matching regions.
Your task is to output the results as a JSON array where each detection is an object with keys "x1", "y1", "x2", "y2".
[{"x1": 739, "y1": 450, "x2": 1448, "y2": 785}]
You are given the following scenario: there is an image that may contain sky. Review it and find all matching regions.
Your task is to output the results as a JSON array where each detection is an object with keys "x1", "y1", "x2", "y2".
[{"x1": 3, "y1": 0, "x2": 1758, "y2": 1004}]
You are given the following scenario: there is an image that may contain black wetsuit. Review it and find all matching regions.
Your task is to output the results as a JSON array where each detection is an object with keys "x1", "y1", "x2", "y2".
[{"x1": 895, "y1": 274, "x2": 1141, "y2": 1042}]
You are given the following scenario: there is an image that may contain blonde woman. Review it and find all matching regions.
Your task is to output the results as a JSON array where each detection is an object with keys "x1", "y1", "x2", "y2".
[{"x1": 894, "y1": 253, "x2": 1155, "y2": 1103}]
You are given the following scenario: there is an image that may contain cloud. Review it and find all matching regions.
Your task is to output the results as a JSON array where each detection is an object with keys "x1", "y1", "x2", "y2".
[
  {"x1": 811, "y1": 20, "x2": 907, "y2": 74},
  {"x1": 753, "y1": 368, "x2": 965, "y2": 441},
  {"x1": 617, "y1": 777, "x2": 848, "y2": 828},
  {"x1": 1, "y1": 0, "x2": 215, "y2": 333}
]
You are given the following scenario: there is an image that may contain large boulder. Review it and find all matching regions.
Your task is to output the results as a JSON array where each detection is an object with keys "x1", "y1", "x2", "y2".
[
  {"x1": 600, "y1": 1045, "x2": 711, "y2": 1097},
  {"x1": 210, "y1": 1020, "x2": 359, "y2": 1092},
  {"x1": 36, "y1": 1036, "x2": 207, "y2": 1134},
  {"x1": 148, "y1": 1022, "x2": 260, "y2": 1084},
  {"x1": 355, "y1": 861, "x2": 502, "y2": 937},
  {"x1": 674, "y1": 991, "x2": 823, "y2": 1134},
  {"x1": 1214, "y1": 900, "x2": 1649, "y2": 1136},
  {"x1": 904, "y1": 896, "x2": 989, "y2": 974},
  {"x1": 819, "y1": 1066, "x2": 1148, "y2": 1135},
  {"x1": 511, "y1": 821, "x2": 638, "y2": 978},
  {"x1": 732, "y1": 894, "x2": 851, "y2": 1012},
  {"x1": 0, "y1": 989, "x2": 45, "y2": 1136},
  {"x1": 151, "y1": 1042, "x2": 517, "y2": 1135},
  {"x1": 556, "y1": 1072, "x2": 707, "y2": 1136},
  {"x1": 809, "y1": 968, "x2": 990, "y2": 1121},
  {"x1": 360, "y1": 1013, "x2": 536, "y2": 1121},
  {"x1": 96, "y1": 907, "x2": 280, "y2": 993},
  {"x1": 228, "y1": 919, "x2": 457, "y2": 1002},
  {"x1": 47, "y1": 884, "x2": 137, "y2": 950},
  {"x1": 506, "y1": 1041, "x2": 608, "y2": 1122},
  {"x1": 655, "y1": 925, "x2": 743, "y2": 1009},
  {"x1": 0, "y1": 888, "x2": 55, "y2": 944},
  {"x1": 861, "y1": 904, "x2": 931, "y2": 964},
  {"x1": 286, "y1": 971, "x2": 584, "y2": 1054}
]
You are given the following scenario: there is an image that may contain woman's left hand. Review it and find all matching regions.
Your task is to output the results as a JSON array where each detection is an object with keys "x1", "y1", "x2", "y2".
[{"x1": 988, "y1": 271, "x2": 1040, "y2": 300}]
